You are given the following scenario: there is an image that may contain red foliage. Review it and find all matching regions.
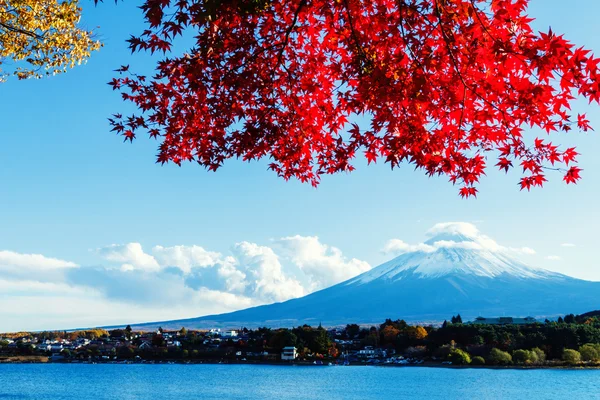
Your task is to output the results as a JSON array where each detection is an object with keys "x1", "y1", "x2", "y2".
[{"x1": 104, "y1": 0, "x2": 599, "y2": 196}]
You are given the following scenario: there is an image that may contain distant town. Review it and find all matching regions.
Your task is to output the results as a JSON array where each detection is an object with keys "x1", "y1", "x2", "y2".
[{"x1": 2, "y1": 311, "x2": 600, "y2": 367}]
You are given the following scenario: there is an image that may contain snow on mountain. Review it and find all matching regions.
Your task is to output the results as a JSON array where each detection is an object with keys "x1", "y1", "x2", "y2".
[
  {"x1": 351, "y1": 227, "x2": 556, "y2": 283},
  {"x1": 125, "y1": 223, "x2": 600, "y2": 330}
]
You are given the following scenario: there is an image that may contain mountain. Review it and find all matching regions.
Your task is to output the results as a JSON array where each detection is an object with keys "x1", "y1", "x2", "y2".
[{"x1": 126, "y1": 228, "x2": 600, "y2": 330}]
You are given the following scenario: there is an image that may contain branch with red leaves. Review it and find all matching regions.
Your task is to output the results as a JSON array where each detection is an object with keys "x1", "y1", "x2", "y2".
[{"x1": 102, "y1": 0, "x2": 599, "y2": 197}]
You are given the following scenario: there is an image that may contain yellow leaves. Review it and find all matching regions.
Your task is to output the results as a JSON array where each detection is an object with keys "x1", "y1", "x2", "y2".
[
  {"x1": 381, "y1": 325, "x2": 400, "y2": 342},
  {"x1": 406, "y1": 325, "x2": 428, "y2": 340},
  {"x1": 0, "y1": 0, "x2": 101, "y2": 81}
]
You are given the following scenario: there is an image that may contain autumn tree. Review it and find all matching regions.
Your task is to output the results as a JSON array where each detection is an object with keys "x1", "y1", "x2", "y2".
[
  {"x1": 101, "y1": 0, "x2": 599, "y2": 196},
  {"x1": 381, "y1": 325, "x2": 400, "y2": 346},
  {"x1": 328, "y1": 342, "x2": 339, "y2": 358},
  {"x1": 408, "y1": 326, "x2": 428, "y2": 340},
  {"x1": 0, "y1": 0, "x2": 101, "y2": 81}
]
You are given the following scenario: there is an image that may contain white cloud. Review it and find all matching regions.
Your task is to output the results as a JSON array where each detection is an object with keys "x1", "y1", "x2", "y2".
[
  {"x1": 98, "y1": 243, "x2": 225, "y2": 274},
  {"x1": 152, "y1": 245, "x2": 222, "y2": 274},
  {"x1": 276, "y1": 235, "x2": 372, "y2": 290},
  {"x1": 94, "y1": 240, "x2": 313, "y2": 305},
  {"x1": 95, "y1": 238, "x2": 371, "y2": 301},
  {"x1": 97, "y1": 243, "x2": 160, "y2": 272},
  {"x1": 546, "y1": 255, "x2": 562, "y2": 261},
  {"x1": 216, "y1": 257, "x2": 247, "y2": 293},
  {"x1": 0, "y1": 250, "x2": 78, "y2": 283},
  {"x1": 233, "y1": 241, "x2": 305, "y2": 302},
  {"x1": 561, "y1": 243, "x2": 576, "y2": 248},
  {"x1": 383, "y1": 222, "x2": 536, "y2": 257},
  {"x1": 0, "y1": 250, "x2": 77, "y2": 270}
]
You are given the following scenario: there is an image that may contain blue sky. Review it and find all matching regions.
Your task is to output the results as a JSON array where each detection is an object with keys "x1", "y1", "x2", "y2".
[{"x1": 1, "y1": 0, "x2": 599, "y2": 331}]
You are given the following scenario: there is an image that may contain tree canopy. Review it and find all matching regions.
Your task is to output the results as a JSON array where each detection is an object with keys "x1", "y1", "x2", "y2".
[
  {"x1": 0, "y1": 0, "x2": 101, "y2": 81},
  {"x1": 98, "y1": 0, "x2": 599, "y2": 196}
]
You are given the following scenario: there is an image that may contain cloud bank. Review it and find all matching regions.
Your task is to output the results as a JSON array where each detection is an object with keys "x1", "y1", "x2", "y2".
[{"x1": 0, "y1": 236, "x2": 371, "y2": 331}]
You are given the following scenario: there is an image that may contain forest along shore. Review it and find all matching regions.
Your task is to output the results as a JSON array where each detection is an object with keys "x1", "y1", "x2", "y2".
[{"x1": 2, "y1": 311, "x2": 600, "y2": 368}]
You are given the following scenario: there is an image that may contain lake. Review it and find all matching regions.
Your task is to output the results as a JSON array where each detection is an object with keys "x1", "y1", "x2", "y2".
[{"x1": 1, "y1": 364, "x2": 599, "y2": 399}]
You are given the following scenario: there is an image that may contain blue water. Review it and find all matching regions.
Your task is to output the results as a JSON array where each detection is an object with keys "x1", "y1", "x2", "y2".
[{"x1": 1, "y1": 364, "x2": 599, "y2": 399}]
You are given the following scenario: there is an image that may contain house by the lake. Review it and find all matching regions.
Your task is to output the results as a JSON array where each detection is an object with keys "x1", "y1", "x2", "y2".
[{"x1": 281, "y1": 346, "x2": 297, "y2": 361}]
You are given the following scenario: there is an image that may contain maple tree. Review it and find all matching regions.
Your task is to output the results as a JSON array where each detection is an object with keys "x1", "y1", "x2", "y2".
[
  {"x1": 103, "y1": 0, "x2": 600, "y2": 196},
  {"x1": 0, "y1": 0, "x2": 101, "y2": 81}
]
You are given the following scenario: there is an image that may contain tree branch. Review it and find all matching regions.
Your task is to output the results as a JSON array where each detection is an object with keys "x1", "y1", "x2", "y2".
[
  {"x1": 273, "y1": 0, "x2": 307, "y2": 75},
  {"x1": 0, "y1": 21, "x2": 43, "y2": 40}
]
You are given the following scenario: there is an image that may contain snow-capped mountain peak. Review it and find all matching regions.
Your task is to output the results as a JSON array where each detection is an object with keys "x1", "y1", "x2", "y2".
[
  {"x1": 350, "y1": 247, "x2": 554, "y2": 284},
  {"x1": 352, "y1": 223, "x2": 558, "y2": 284}
]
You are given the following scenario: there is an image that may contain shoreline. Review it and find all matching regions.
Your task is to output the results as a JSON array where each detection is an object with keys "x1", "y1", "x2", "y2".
[{"x1": 1, "y1": 358, "x2": 599, "y2": 370}]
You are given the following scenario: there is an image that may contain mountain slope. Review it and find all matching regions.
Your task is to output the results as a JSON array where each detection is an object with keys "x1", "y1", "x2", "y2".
[{"x1": 127, "y1": 230, "x2": 600, "y2": 330}]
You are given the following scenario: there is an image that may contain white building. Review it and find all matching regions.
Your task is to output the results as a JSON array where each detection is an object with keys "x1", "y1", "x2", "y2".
[
  {"x1": 358, "y1": 347, "x2": 376, "y2": 358},
  {"x1": 221, "y1": 330, "x2": 238, "y2": 338},
  {"x1": 358, "y1": 347, "x2": 386, "y2": 359},
  {"x1": 50, "y1": 344, "x2": 64, "y2": 352},
  {"x1": 281, "y1": 346, "x2": 297, "y2": 361}
]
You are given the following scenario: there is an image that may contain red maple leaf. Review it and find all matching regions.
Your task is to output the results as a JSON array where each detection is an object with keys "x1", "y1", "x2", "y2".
[
  {"x1": 577, "y1": 113, "x2": 593, "y2": 132},
  {"x1": 564, "y1": 166, "x2": 582, "y2": 184}
]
